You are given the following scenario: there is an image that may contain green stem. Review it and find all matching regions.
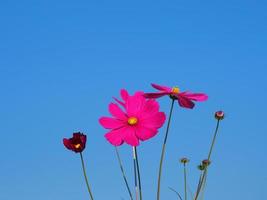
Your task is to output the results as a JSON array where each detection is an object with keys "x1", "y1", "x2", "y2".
[
  {"x1": 207, "y1": 120, "x2": 220, "y2": 161},
  {"x1": 168, "y1": 187, "x2": 183, "y2": 200},
  {"x1": 134, "y1": 147, "x2": 142, "y2": 200},
  {"x1": 80, "y1": 152, "x2": 94, "y2": 200},
  {"x1": 194, "y1": 119, "x2": 221, "y2": 200},
  {"x1": 133, "y1": 147, "x2": 138, "y2": 200},
  {"x1": 115, "y1": 147, "x2": 133, "y2": 200},
  {"x1": 157, "y1": 99, "x2": 175, "y2": 200},
  {"x1": 183, "y1": 163, "x2": 187, "y2": 200}
]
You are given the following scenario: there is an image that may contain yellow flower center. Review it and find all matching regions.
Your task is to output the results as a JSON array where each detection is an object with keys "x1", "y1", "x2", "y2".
[
  {"x1": 171, "y1": 86, "x2": 180, "y2": 94},
  {"x1": 128, "y1": 117, "x2": 138, "y2": 125},
  {"x1": 74, "y1": 144, "x2": 81, "y2": 149}
]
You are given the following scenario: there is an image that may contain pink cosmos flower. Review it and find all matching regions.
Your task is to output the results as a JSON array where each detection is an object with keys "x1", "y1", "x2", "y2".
[
  {"x1": 144, "y1": 83, "x2": 208, "y2": 109},
  {"x1": 99, "y1": 89, "x2": 166, "y2": 146}
]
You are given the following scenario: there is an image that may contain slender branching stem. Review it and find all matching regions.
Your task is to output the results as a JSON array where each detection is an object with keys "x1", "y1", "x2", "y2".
[
  {"x1": 157, "y1": 98, "x2": 175, "y2": 200},
  {"x1": 115, "y1": 147, "x2": 133, "y2": 200},
  {"x1": 80, "y1": 152, "x2": 94, "y2": 200},
  {"x1": 194, "y1": 119, "x2": 221, "y2": 200},
  {"x1": 168, "y1": 187, "x2": 183, "y2": 200}
]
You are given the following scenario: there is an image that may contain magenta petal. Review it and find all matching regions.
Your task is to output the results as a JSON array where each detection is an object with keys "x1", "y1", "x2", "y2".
[
  {"x1": 122, "y1": 127, "x2": 139, "y2": 146},
  {"x1": 135, "y1": 126, "x2": 158, "y2": 141},
  {"x1": 99, "y1": 117, "x2": 124, "y2": 129},
  {"x1": 105, "y1": 129, "x2": 124, "y2": 146},
  {"x1": 109, "y1": 103, "x2": 127, "y2": 120},
  {"x1": 143, "y1": 92, "x2": 170, "y2": 99},
  {"x1": 177, "y1": 95, "x2": 195, "y2": 109},
  {"x1": 113, "y1": 97, "x2": 125, "y2": 108},
  {"x1": 181, "y1": 92, "x2": 208, "y2": 102},
  {"x1": 151, "y1": 83, "x2": 171, "y2": 92},
  {"x1": 140, "y1": 99, "x2": 159, "y2": 118},
  {"x1": 120, "y1": 89, "x2": 129, "y2": 102},
  {"x1": 141, "y1": 112, "x2": 166, "y2": 128},
  {"x1": 126, "y1": 92, "x2": 145, "y2": 116}
]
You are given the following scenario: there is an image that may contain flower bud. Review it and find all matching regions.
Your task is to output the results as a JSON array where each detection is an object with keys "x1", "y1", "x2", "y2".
[
  {"x1": 215, "y1": 111, "x2": 224, "y2": 120},
  {"x1": 202, "y1": 159, "x2": 211, "y2": 167},
  {"x1": 180, "y1": 157, "x2": 190, "y2": 164},
  {"x1": 198, "y1": 164, "x2": 205, "y2": 171}
]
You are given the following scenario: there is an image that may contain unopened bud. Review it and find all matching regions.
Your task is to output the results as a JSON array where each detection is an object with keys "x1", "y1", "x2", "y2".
[
  {"x1": 215, "y1": 111, "x2": 224, "y2": 120},
  {"x1": 180, "y1": 157, "x2": 190, "y2": 164}
]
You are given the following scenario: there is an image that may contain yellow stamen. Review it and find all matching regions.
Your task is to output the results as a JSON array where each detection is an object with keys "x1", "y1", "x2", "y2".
[
  {"x1": 128, "y1": 117, "x2": 138, "y2": 125},
  {"x1": 171, "y1": 86, "x2": 180, "y2": 94},
  {"x1": 74, "y1": 144, "x2": 81, "y2": 149}
]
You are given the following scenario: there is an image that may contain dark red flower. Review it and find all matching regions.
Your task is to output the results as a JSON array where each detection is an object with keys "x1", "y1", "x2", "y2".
[{"x1": 63, "y1": 132, "x2": 87, "y2": 153}]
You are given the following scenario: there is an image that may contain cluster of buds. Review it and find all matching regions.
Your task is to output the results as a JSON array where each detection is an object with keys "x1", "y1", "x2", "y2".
[{"x1": 198, "y1": 159, "x2": 211, "y2": 171}]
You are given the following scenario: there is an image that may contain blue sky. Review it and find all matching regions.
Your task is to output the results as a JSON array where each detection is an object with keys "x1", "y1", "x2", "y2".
[{"x1": 0, "y1": 0, "x2": 267, "y2": 200}]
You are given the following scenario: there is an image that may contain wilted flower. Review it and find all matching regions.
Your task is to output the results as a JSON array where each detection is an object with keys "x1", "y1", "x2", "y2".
[
  {"x1": 99, "y1": 89, "x2": 166, "y2": 146},
  {"x1": 144, "y1": 83, "x2": 208, "y2": 109},
  {"x1": 215, "y1": 111, "x2": 224, "y2": 120},
  {"x1": 63, "y1": 132, "x2": 87, "y2": 153}
]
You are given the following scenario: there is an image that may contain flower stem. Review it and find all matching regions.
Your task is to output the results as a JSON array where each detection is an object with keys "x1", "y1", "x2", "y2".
[
  {"x1": 168, "y1": 187, "x2": 183, "y2": 200},
  {"x1": 79, "y1": 152, "x2": 94, "y2": 200},
  {"x1": 194, "y1": 119, "x2": 221, "y2": 200},
  {"x1": 115, "y1": 147, "x2": 133, "y2": 200},
  {"x1": 183, "y1": 163, "x2": 188, "y2": 200},
  {"x1": 134, "y1": 147, "x2": 142, "y2": 200},
  {"x1": 157, "y1": 98, "x2": 175, "y2": 200},
  {"x1": 133, "y1": 147, "x2": 138, "y2": 200},
  {"x1": 207, "y1": 120, "x2": 221, "y2": 161}
]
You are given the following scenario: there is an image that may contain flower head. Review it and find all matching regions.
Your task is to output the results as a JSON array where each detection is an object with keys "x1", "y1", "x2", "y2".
[
  {"x1": 215, "y1": 110, "x2": 224, "y2": 120},
  {"x1": 202, "y1": 159, "x2": 211, "y2": 167},
  {"x1": 63, "y1": 132, "x2": 87, "y2": 153},
  {"x1": 180, "y1": 157, "x2": 190, "y2": 164},
  {"x1": 144, "y1": 83, "x2": 208, "y2": 109},
  {"x1": 99, "y1": 89, "x2": 166, "y2": 146}
]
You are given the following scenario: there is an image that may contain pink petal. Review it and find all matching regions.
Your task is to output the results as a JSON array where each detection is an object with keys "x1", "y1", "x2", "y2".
[
  {"x1": 141, "y1": 112, "x2": 166, "y2": 128},
  {"x1": 143, "y1": 92, "x2": 170, "y2": 99},
  {"x1": 113, "y1": 97, "x2": 125, "y2": 108},
  {"x1": 176, "y1": 95, "x2": 195, "y2": 109},
  {"x1": 122, "y1": 127, "x2": 140, "y2": 146},
  {"x1": 105, "y1": 129, "x2": 124, "y2": 146},
  {"x1": 126, "y1": 92, "x2": 145, "y2": 116},
  {"x1": 151, "y1": 83, "x2": 172, "y2": 92},
  {"x1": 120, "y1": 89, "x2": 129, "y2": 102},
  {"x1": 140, "y1": 99, "x2": 159, "y2": 117},
  {"x1": 109, "y1": 103, "x2": 127, "y2": 120},
  {"x1": 135, "y1": 126, "x2": 158, "y2": 141},
  {"x1": 99, "y1": 117, "x2": 124, "y2": 129},
  {"x1": 180, "y1": 92, "x2": 208, "y2": 102}
]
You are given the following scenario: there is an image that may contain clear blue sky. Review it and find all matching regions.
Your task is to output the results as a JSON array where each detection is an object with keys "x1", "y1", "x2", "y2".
[{"x1": 0, "y1": 0, "x2": 267, "y2": 200}]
